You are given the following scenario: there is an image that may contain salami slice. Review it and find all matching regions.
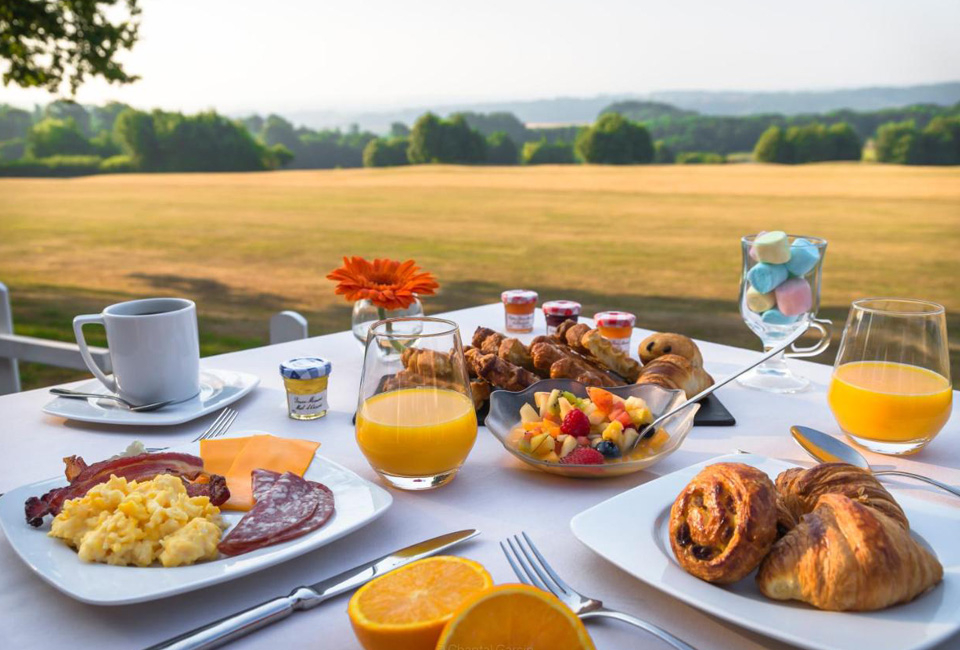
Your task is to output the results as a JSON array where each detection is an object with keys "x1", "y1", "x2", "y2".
[
  {"x1": 218, "y1": 472, "x2": 319, "y2": 556},
  {"x1": 229, "y1": 469, "x2": 336, "y2": 553},
  {"x1": 266, "y1": 482, "x2": 335, "y2": 545},
  {"x1": 252, "y1": 468, "x2": 280, "y2": 502}
]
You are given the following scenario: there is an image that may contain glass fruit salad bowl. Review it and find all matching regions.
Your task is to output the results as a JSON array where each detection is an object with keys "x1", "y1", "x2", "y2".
[{"x1": 486, "y1": 379, "x2": 699, "y2": 478}]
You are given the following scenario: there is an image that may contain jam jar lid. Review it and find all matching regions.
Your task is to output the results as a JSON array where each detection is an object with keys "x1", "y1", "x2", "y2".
[
  {"x1": 594, "y1": 311, "x2": 636, "y2": 328},
  {"x1": 501, "y1": 289, "x2": 539, "y2": 305},
  {"x1": 280, "y1": 357, "x2": 332, "y2": 380},
  {"x1": 543, "y1": 300, "x2": 582, "y2": 316}
]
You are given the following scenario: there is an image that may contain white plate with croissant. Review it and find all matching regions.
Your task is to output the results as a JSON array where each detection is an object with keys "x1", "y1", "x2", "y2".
[{"x1": 571, "y1": 453, "x2": 960, "y2": 650}]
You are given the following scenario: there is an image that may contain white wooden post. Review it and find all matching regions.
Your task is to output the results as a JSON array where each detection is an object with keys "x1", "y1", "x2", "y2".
[
  {"x1": 0, "y1": 283, "x2": 20, "y2": 394},
  {"x1": 270, "y1": 311, "x2": 309, "y2": 344}
]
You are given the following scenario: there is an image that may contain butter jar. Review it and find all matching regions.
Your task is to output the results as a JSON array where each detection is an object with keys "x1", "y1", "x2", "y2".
[
  {"x1": 501, "y1": 289, "x2": 538, "y2": 333},
  {"x1": 280, "y1": 357, "x2": 332, "y2": 420}
]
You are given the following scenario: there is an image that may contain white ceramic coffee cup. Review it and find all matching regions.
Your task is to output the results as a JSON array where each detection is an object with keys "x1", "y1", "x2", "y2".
[{"x1": 73, "y1": 298, "x2": 200, "y2": 405}]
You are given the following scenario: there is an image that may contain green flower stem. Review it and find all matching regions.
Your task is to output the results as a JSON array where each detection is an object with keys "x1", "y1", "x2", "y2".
[{"x1": 377, "y1": 306, "x2": 406, "y2": 353}]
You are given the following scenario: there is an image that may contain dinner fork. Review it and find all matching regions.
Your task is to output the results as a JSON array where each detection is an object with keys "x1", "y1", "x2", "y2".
[
  {"x1": 501, "y1": 532, "x2": 697, "y2": 650},
  {"x1": 145, "y1": 408, "x2": 238, "y2": 452}
]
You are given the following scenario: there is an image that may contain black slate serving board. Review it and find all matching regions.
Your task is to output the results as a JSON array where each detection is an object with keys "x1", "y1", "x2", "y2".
[{"x1": 353, "y1": 375, "x2": 733, "y2": 427}]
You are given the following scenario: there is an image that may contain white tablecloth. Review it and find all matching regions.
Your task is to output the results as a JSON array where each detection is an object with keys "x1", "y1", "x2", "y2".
[{"x1": 1, "y1": 304, "x2": 957, "y2": 650}]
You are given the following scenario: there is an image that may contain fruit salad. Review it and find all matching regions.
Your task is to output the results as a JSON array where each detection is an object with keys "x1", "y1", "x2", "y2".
[{"x1": 506, "y1": 387, "x2": 670, "y2": 465}]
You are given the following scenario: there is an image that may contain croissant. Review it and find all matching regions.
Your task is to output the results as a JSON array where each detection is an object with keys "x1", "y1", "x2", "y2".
[
  {"x1": 757, "y1": 494, "x2": 943, "y2": 611},
  {"x1": 636, "y1": 354, "x2": 714, "y2": 397},
  {"x1": 581, "y1": 329, "x2": 641, "y2": 382},
  {"x1": 638, "y1": 332, "x2": 703, "y2": 367},
  {"x1": 669, "y1": 463, "x2": 779, "y2": 584},
  {"x1": 775, "y1": 463, "x2": 908, "y2": 531}
]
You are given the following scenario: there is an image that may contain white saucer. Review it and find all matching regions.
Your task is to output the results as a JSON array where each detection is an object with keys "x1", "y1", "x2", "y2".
[{"x1": 41, "y1": 368, "x2": 260, "y2": 426}]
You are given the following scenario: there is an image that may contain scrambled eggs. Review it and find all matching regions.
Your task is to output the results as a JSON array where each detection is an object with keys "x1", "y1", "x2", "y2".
[{"x1": 50, "y1": 473, "x2": 225, "y2": 567}]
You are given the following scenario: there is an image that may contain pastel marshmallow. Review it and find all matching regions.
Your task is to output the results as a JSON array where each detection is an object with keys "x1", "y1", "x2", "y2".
[
  {"x1": 745, "y1": 286, "x2": 776, "y2": 313},
  {"x1": 785, "y1": 238, "x2": 821, "y2": 277},
  {"x1": 761, "y1": 308, "x2": 799, "y2": 325},
  {"x1": 747, "y1": 262, "x2": 788, "y2": 294},
  {"x1": 748, "y1": 230, "x2": 767, "y2": 261},
  {"x1": 752, "y1": 231, "x2": 790, "y2": 264},
  {"x1": 775, "y1": 277, "x2": 813, "y2": 316}
]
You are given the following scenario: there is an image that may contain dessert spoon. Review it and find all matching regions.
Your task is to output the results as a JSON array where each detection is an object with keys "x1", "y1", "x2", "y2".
[{"x1": 791, "y1": 425, "x2": 960, "y2": 498}]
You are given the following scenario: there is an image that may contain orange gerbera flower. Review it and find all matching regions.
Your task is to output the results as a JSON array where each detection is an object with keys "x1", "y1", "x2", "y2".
[{"x1": 327, "y1": 256, "x2": 439, "y2": 311}]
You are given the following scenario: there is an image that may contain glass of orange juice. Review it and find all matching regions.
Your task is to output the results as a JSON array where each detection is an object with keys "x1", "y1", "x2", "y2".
[
  {"x1": 828, "y1": 298, "x2": 952, "y2": 455},
  {"x1": 356, "y1": 317, "x2": 478, "y2": 490}
]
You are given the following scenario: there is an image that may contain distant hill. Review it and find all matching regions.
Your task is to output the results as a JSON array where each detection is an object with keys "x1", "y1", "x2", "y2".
[
  {"x1": 278, "y1": 81, "x2": 960, "y2": 133},
  {"x1": 648, "y1": 82, "x2": 960, "y2": 116}
]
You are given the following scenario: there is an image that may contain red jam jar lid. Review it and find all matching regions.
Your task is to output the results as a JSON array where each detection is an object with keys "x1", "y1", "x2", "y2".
[
  {"x1": 594, "y1": 311, "x2": 636, "y2": 328},
  {"x1": 501, "y1": 290, "x2": 539, "y2": 305},
  {"x1": 543, "y1": 300, "x2": 582, "y2": 317}
]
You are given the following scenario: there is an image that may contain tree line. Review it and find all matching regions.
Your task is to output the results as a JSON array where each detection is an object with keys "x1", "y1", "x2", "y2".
[{"x1": 1, "y1": 99, "x2": 958, "y2": 176}]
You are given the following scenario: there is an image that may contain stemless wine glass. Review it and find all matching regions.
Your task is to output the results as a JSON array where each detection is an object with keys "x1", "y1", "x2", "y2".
[
  {"x1": 355, "y1": 317, "x2": 478, "y2": 490},
  {"x1": 828, "y1": 299, "x2": 952, "y2": 455},
  {"x1": 738, "y1": 233, "x2": 832, "y2": 393}
]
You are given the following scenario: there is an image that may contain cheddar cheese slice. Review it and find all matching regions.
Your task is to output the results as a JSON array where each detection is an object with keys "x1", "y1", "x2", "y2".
[{"x1": 200, "y1": 435, "x2": 320, "y2": 511}]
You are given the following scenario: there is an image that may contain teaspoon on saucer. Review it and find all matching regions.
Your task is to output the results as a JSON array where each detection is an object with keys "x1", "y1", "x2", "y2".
[{"x1": 49, "y1": 388, "x2": 174, "y2": 413}]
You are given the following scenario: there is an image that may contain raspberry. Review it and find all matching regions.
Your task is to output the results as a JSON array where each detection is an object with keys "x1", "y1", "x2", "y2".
[
  {"x1": 560, "y1": 408, "x2": 590, "y2": 437},
  {"x1": 560, "y1": 447, "x2": 604, "y2": 465}
]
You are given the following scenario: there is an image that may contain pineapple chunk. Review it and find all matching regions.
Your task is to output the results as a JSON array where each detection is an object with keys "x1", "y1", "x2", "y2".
[
  {"x1": 558, "y1": 397, "x2": 574, "y2": 419},
  {"x1": 559, "y1": 435, "x2": 578, "y2": 458},
  {"x1": 587, "y1": 411, "x2": 606, "y2": 426},
  {"x1": 520, "y1": 403, "x2": 540, "y2": 424},
  {"x1": 529, "y1": 433, "x2": 554, "y2": 457},
  {"x1": 629, "y1": 407, "x2": 653, "y2": 427},
  {"x1": 542, "y1": 451, "x2": 560, "y2": 464},
  {"x1": 624, "y1": 396, "x2": 648, "y2": 411},
  {"x1": 533, "y1": 392, "x2": 550, "y2": 409},
  {"x1": 602, "y1": 420, "x2": 624, "y2": 442}
]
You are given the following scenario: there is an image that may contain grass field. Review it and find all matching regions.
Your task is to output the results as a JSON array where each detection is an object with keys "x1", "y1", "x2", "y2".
[{"x1": 1, "y1": 163, "x2": 959, "y2": 389}]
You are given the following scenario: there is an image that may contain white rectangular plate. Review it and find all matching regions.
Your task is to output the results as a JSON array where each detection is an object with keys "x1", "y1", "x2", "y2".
[
  {"x1": 0, "y1": 435, "x2": 392, "y2": 605},
  {"x1": 570, "y1": 453, "x2": 960, "y2": 650}
]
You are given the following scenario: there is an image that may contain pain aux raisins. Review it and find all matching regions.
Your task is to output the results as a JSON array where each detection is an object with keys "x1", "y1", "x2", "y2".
[
  {"x1": 691, "y1": 545, "x2": 716, "y2": 560},
  {"x1": 676, "y1": 522, "x2": 692, "y2": 547}
]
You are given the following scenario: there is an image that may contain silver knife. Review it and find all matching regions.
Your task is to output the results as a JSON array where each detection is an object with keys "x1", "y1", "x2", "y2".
[{"x1": 146, "y1": 529, "x2": 480, "y2": 650}]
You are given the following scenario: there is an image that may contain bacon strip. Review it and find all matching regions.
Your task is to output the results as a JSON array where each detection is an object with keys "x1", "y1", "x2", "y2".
[{"x1": 24, "y1": 452, "x2": 222, "y2": 527}]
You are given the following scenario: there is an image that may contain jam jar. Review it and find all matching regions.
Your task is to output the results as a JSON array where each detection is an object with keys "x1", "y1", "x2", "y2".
[
  {"x1": 542, "y1": 300, "x2": 582, "y2": 335},
  {"x1": 594, "y1": 311, "x2": 636, "y2": 354},
  {"x1": 501, "y1": 290, "x2": 538, "y2": 333}
]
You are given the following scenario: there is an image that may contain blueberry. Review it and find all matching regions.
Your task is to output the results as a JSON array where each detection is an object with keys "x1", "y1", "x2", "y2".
[{"x1": 596, "y1": 440, "x2": 621, "y2": 458}]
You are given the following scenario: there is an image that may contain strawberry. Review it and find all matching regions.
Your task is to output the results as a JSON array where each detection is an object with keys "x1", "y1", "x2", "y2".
[
  {"x1": 560, "y1": 447, "x2": 604, "y2": 465},
  {"x1": 560, "y1": 408, "x2": 590, "y2": 438}
]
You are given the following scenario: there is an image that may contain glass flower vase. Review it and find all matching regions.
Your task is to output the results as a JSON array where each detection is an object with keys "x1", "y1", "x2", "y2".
[{"x1": 351, "y1": 297, "x2": 424, "y2": 347}]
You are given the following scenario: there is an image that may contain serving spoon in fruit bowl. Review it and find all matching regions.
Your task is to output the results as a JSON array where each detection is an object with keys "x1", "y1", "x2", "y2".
[
  {"x1": 628, "y1": 324, "x2": 811, "y2": 451},
  {"x1": 791, "y1": 425, "x2": 960, "y2": 499}
]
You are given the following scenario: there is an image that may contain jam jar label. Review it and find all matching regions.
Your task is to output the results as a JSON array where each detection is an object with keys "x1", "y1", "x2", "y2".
[
  {"x1": 505, "y1": 311, "x2": 535, "y2": 332},
  {"x1": 287, "y1": 391, "x2": 328, "y2": 417}
]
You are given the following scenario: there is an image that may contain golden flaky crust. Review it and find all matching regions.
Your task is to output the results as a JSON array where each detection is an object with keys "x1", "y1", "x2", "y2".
[
  {"x1": 669, "y1": 463, "x2": 778, "y2": 584},
  {"x1": 638, "y1": 332, "x2": 703, "y2": 366},
  {"x1": 401, "y1": 348, "x2": 454, "y2": 378},
  {"x1": 757, "y1": 494, "x2": 943, "y2": 611},
  {"x1": 581, "y1": 329, "x2": 641, "y2": 382},
  {"x1": 472, "y1": 327, "x2": 505, "y2": 355},
  {"x1": 775, "y1": 463, "x2": 908, "y2": 531},
  {"x1": 549, "y1": 357, "x2": 618, "y2": 387},
  {"x1": 476, "y1": 353, "x2": 538, "y2": 392},
  {"x1": 636, "y1": 354, "x2": 714, "y2": 397},
  {"x1": 498, "y1": 338, "x2": 539, "y2": 374}
]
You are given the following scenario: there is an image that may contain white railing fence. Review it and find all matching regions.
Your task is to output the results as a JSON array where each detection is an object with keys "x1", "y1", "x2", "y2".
[{"x1": 0, "y1": 283, "x2": 309, "y2": 395}]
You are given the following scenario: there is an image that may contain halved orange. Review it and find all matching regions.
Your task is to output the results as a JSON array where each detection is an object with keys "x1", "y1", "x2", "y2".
[
  {"x1": 436, "y1": 583, "x2": 596, "y2": 650},
  {"x1": 348, "y1": 556, "x2": 493, "y2": 650}
]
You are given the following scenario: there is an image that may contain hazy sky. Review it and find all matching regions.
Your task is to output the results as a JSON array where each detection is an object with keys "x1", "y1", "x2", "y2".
[{"x1": 1, "y1": 0, "x2": 958, "y2": 113}]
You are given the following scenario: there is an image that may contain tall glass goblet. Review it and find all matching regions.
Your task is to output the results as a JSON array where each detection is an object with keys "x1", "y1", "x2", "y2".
[
  {"x1": 828, "y1": 299, "x2": 952, "y2": 455},
  {"x1": 738, "y1": 233, "x2": 832, "y2": 393},
  {"x1": 355, "y1": 317, "x2": 477, "y2": 490}
]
